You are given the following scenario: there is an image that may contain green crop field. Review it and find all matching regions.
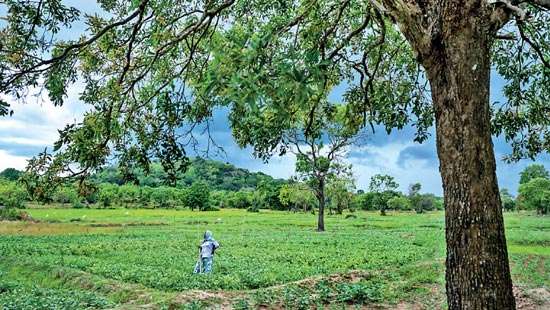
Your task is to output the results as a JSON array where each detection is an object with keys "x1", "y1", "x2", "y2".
[{"x1": 0, "y1": 209, "x2": 548, "y2": 309}]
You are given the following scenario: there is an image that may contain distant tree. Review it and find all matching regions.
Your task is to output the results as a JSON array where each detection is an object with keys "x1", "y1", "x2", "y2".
[
  {"x1": 418, "y1": 194, "x2": 437, "y2": 212},
  {"x1": 519, "y1": 164, "x2": 549, "y2": 185},
  {"x1": 0, "y1": 168, "x2": 22, "y2": 181},
  {"x1": 279, "y1": 183, "x2": 317, "y2": 213},
  {"x1": 229, "y1": 191, "x2": 253, "y2": 209},
  {"x1": 352, "y1": 192, "x2": 377, "y2": 211},
  {"x1": 287, "y1": 105, "x2": 361, "y2": 231},
  {"x1": 500, "y1": 189, "x2": 516, "y2": 212},
  {"x1": 182, "y1": 182, "x2": 210, "y2": 211},
  {"x1": 369, "y1": 174, "x2": 399, "y2": 216},
  {"x1": 518, "y1": 178, "x2": 550, "y2": 215},
  {"x1": 92, "y1": 159, "x2": 284, "y2": 191},
  {"x1": 255, "y1": 180, "x2": 284, "y2": 210},
  {"x1": 326, "y1": 167, "x2": 356, "y2": 214},
  {"x1": 387, "y1": 196, "x2": 412, "y2": 211},
  {"x1": 408, "y1": 183, "x2": 423, "y2": 213}
]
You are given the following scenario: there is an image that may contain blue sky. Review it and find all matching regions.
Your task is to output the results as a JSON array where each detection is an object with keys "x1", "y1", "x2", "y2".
[{"x1": 0, "y1": 2, "x2": 548, "y2": 195}]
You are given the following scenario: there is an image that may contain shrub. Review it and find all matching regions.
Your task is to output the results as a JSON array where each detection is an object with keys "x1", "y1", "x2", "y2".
[
  {"x1": 140, "y1": 186, "x2": 154, "y2": 207},
  {"x1": 118, "y1": 184, "x2": 141, "y2": 206},
  {"x1": 98, "y1": 183, "x2": 119, "y2": 208},
  {"x1": 181, "y1": 182, "x2": 210, "y2": 211},
  {"x1": 0, "y1": 180, "x2": 27, "y2": 208},
  {"x1": 336, "y1": 282, "x2": 384, "y2": 304},
  {"x1": 0, "y1": 208, "x2": 32, "y2": 221},
  {"x1": 209, "y1": 190, "x2": 225, "y2": 209},
  {"x1": 72, "y1": 201, "x2": 86, "y2": 209},
  {"x1": 52, "y1": 186, "x2": 79, "y2": 204},
  {"x1": 150, "y1": 186, "x2": 179, "y2": 208},
  {"x1": 234, "y1": 191, "x2": 253, "y2": 209},
  {"x1": 387, "y1": 196, "x2": 411, "y2": 211}
]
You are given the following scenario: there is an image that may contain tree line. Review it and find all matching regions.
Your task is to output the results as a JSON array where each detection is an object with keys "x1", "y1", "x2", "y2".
[
  {"x1": 1, "y1": 162, "x2": 442, "y2": 214},
  {"x1": 4, "y1": 163, "x2": 548, "y2": 215}
]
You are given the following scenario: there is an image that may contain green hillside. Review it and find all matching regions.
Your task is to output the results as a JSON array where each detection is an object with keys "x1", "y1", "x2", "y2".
[{"x1": 93, "y1": 158, "x2": 285, "y2": 191}]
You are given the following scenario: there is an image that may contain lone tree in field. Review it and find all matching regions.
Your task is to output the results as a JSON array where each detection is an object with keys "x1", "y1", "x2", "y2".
[
  {"x1": 408, "y1": 182, "x2": 423, "y2": 213},
  {"x1": 518, "y1": 177, "x2": 550, "y2": 214},
  {"x1": 368, "y1": 174, "x2": 399, "y2": 215},
  {"x1": 1, "y1": 0, "x2": 549, "y2": 308},
  {"x1": 285, "y1": 104, "x2": 360, "y2": 231}
]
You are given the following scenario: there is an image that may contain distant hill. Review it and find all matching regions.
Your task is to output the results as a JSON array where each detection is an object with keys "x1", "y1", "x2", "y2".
[{"x1": 93, "y1": 157, "x2": 286, "y2": 191}]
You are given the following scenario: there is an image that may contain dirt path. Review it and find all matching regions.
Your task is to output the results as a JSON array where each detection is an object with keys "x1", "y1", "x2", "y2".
[{"x1": 515, "y1": 286, "x2": 550, "y2": 310}]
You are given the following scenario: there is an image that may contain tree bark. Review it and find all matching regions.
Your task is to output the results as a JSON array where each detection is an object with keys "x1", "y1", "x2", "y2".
[
  {"x1": 316, "y1": 179, "x2": 325, "y2": 232},
  {"x1": 421, "y1": 17, "x2": 516, "y2": 310}
]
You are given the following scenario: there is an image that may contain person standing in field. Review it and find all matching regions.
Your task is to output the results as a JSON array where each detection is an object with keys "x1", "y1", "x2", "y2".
[{"x1": 193, "y1": 230, "x2": 220, "y2": 274}]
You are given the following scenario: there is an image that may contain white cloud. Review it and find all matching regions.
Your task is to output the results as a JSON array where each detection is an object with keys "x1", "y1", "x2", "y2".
[
  {"x1": 348, "y1": 143, "x2": 443, "y2": 195},
  {"x1": 247, "y1": 153, "x2": 297, "y2": 180},
  {"x1": 0, "y1": 84, "x2": 87, "y2": 171},
  {"x1": 0, "y1": 150, "x2": 28, "y2": 171}
]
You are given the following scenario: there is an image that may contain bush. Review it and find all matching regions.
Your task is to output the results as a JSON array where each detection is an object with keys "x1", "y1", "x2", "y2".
[
  {"x1": 0, "y1": 208, "x2": 32, "y2": 221},
  {"x1": 140, "y1": 186, "x2": 154, "y2": 204},
  {"x1": 52, "y1": 186, "x2": 79, "y2": 204},
  {"x1": 98, "y1": 183, "x2": 119, "y2": 208},
  {"x1": 150, "y1": 186, "x2": 179, "y2": 208},
  {"x1": 387, "y1": 196, "x2": 411, "y2": 211},
  {"x1": 209, "y1": 190, "x2": 226, "y2": 209},
  {"x1": 118, "y1": 184, "x2": 141, "y2": 206},
  {"x1": 235, "y1": 191, "x2": 253, "y2": 209},
  {"x1": 202, "y1": 205, "x2": 220, "y2": 211},
  {"x1": 0, "y1": 180, "x2": 27, "y2": 208},
  {"x1": 72, "y1": 201, "x2": 86, "y2": 209}
]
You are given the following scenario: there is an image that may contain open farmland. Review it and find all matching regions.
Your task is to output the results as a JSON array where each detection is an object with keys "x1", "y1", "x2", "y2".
[{"x1": 0, "y1": 209, "x2": 548, "y2": 309}]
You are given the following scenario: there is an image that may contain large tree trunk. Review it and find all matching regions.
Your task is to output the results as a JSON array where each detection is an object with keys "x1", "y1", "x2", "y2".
[{"x1": 422, "y1": 17, "x2": 516, "y2": 309}]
